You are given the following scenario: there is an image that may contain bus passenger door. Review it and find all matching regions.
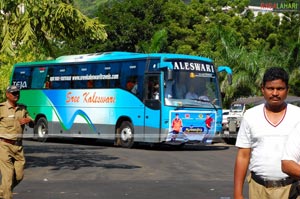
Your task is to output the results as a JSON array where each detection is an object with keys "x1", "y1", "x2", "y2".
[{"x1": 144, "y1": 74, "x2": 161, "y2": 143}]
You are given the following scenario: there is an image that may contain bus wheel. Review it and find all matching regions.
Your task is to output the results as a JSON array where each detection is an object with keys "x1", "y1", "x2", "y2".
[
  {"x1": 34, "y1": 117, "x2": 48, "y2": 142},
  {"x1": 119, "y1": 121, "x2": 134, "y2": 148}
]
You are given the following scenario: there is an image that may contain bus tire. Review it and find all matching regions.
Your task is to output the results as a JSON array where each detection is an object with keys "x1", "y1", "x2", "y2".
[
  {"x1": 34, "y1": 117, "x2": 48, "y2": 142},
  {"x1": 119, "y1": 121, "x2": 134, "y2": 148}
]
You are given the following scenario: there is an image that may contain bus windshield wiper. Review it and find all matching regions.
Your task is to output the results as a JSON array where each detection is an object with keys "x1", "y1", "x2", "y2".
[{"x1": 195, "y1": 97, "x2": 218, "y2": 112}]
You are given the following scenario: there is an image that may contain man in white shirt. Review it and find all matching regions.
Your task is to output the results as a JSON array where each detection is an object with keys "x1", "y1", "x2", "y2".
[{"x1": 234, "y1": 67, "x2": 300, "y2": 199}]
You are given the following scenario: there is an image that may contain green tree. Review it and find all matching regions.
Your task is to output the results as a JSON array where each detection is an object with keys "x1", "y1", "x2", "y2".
[
  {"x1": 138, "y1": 29, "x2": 168, "y2": 53},
  {"x1": 73, "y1": 0, "x2": 107, "y2": 17},
  {"x1": 0, "y1": 0, "x2": 107, "y2": 58},
  {"x1": 214, "y1": 11, "x2": 299, "y2": 106},
  {"x1": 61, "y1": 0, "x2": 300, "y2": 106},
  {"x1": 0, "y1": 0, "x2": 107, "y2": 100},
  {"x1": 96, "y1": 0, "x2": 166, "y2": 52}
]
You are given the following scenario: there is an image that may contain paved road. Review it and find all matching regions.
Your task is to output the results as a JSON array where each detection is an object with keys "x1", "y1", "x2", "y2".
[{"x1": 11, "y1": 139, "x2": 248, "y2": 199}]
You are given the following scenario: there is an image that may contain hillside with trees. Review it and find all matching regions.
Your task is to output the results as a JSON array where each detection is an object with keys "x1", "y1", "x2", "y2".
[
  {"x1": 1, "y1": 0, "x2": 300, "y2": 107},
  {"x1": 85, "y1": 0, "x2": 300, "y2": 106},
  {"x1": 73, "y1": 0, "x2": 108, "y2": 17}
]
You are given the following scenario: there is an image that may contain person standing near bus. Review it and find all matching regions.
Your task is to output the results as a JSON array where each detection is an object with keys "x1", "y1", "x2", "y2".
[
  {"x1": 234, "y1": 67, "x2": 300, "y2": 199},
  {"x1": 0, "y1": 85, "x2": 34, "y2": 199}
]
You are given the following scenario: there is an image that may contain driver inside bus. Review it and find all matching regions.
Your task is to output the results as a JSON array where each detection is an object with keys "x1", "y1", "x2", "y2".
[{"x1": 185, "y1": 86, "x2": 198, "y2": 99}]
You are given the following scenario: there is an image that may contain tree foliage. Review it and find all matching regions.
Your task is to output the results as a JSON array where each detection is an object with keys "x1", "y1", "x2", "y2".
[
  {"x1": 73, "y1": 0, "x2": 107, "y2": 17},
  {"x1": 1, "y1": 0, "x2": 300, "y2": 107},
  {"x1": 0, "y1": 0, "x2": 107, "y2": 100},
  {"x1": 0, "y1": 0, "x2": 107, "y2": 58},
  {"x1": 93, "y1": 0, "x2": 300, "y2": 107}
]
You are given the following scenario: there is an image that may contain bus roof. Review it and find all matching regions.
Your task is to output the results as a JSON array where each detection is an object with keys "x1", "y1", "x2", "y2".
[{"x1": 14, "y1": 52, "x2": 213, "y2": 67}]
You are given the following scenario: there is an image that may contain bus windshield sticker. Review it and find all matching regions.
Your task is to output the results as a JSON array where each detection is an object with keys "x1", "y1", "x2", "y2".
[
  {"x1": 195, "y1": 73, "x2": 215, "y2": 78},
  {"x1": 167, "y1": 111, "x2": 216, "y2": 144}
]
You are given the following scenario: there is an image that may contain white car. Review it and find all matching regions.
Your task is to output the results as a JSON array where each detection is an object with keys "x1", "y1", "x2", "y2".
[{"x1": 222, "y1": 109, "x2": 230, "y2": 130}]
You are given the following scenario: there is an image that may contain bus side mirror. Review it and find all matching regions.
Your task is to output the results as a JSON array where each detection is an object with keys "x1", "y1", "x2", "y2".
[{"x1": 217, "y1": 66, "x2": 232, "y2": 85}]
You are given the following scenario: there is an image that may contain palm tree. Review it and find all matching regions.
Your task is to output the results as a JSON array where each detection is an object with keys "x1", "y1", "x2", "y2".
[{"x1": 138, "y1": 29, "x2": 168, "y2": 53}]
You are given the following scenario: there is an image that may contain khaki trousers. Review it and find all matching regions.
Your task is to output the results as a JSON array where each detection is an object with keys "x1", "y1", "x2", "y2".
[
  {"x1": 247, "y1": 174, "x2": 293, "y2": 199},
  {"x1": 0, "y1": 141, "x2": 25, "y2": 199}
]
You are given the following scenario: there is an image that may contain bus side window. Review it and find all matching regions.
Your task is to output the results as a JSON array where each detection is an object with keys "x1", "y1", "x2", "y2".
[
  {"x1": 44, "y1": 76, "x2": 51, "y2": 88},
  {"x1": 144, "y1": 76, "x2": 161, "y2": 110},
  {"x1": 152, "y1": 82, "x2": 159, "y2": 99},
  {"x1": 31, "y1": 67, "x2": 48, "y2": 89},
  {"x1": 12, "y1": 67, "x2": 32, "y2": 89},
  {"x1": 126, "y1": 78, "x2": 135, "y2": 91},
  {"x1": 145, "y1": 76, "x2": 160, "y2": 100},
  {"x1": 87, "y1": 80, "x2": 94, "y2": 88},
  {"x1": 50, "y1": 66, "x2": 73, "y2": 89},
  {"x1": 126, "y1": 76, "x2": 138, "y2": 94},
  {"x1": 72, "y1": 65, "x2": 93, "y2": 89}
]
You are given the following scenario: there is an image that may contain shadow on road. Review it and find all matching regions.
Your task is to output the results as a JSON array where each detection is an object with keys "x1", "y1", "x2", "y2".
[
  {"x1": 24, "y1": 139, "x2": 141, "y2": 170},
  {"x1": 135, "y1": 142, "x2": 230, "y2": 151},
  {"x1": 23, "y1": 138, "x2": 231, "y2": 171}
]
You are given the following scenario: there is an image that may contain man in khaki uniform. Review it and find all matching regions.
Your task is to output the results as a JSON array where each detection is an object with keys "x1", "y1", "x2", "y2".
[{"x1": 0, "y1": 85, "x2": 34, "y2": 199}]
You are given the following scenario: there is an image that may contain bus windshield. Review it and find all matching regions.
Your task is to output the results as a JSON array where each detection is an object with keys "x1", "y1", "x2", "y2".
[{"x1": 164, "y1": 70, "x2": 221, "y2": 108}]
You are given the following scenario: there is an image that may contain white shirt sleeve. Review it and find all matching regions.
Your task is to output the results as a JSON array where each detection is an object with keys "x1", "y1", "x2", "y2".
[
  {"x1": 235, "y1": 114, "x2": 252, "y2": 148},
  {"x1": 282, "y1": 123, "x2": 300, "y2": 162}
]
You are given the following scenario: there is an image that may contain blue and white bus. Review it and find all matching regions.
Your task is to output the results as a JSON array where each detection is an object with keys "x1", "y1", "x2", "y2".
[{"x1": 11, "y1": 52, "x2": 232, "y2": 147}]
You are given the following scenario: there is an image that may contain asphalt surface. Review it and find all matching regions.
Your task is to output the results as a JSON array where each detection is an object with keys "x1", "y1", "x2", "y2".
[{"x1": 10, "y1": 139, "x2": 247, "y2": 199}]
